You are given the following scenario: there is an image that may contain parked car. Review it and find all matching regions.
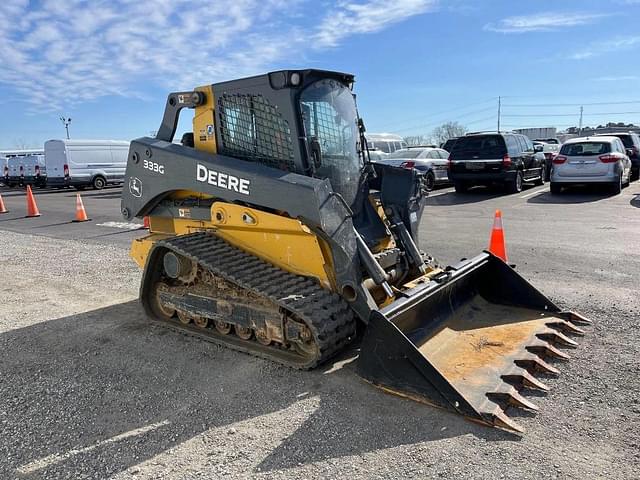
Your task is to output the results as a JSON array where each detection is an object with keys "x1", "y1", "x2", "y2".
[
  {"x1": 375, "y1": 146, "x2": 450, "y2": 191},
  {"x1": 448, "y1": 132, "x2": 545, "y2": 193},
  {"x1": 4, "y1": 154, "x2": 46, "y2": 188},
  {"x1": 594, "y1": 132, "x2": 640, "y2": 180},
  {"x1": 534, "y1": 138, "x2": 560, "y2": 145},
  {"x1": 365, "y1": 133, "x2": 408, "y2": 155},
  {"x1": 441, "y1": 137, "x2": 460, "y2": 152},
  {"x1": 550, "y1": 136, "x2": 631, "y2": 194},
  {"x1": 45, "y1": 139, "x2": 130, "y2": 190},
  {"x1": 533, "y1": 141, "x2": 560, "y2": 181},
  {"x1": 366, "y1": 147, "x2": 386, "y2": 162}
]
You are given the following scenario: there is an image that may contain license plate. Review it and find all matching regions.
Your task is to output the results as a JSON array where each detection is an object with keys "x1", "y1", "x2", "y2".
[{"x1": 466, "y1": 162, "x2": 484, "y2": 170}]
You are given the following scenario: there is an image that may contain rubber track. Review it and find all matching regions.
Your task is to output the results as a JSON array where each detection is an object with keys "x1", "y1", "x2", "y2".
[{"x1": 154, "y1": 232, "x2": 357, "y2": 369}]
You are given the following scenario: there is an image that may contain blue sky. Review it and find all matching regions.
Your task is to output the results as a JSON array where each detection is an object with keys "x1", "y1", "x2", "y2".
[{"x1": 1, "y1": 0, "x2": 640, "y2": 148}]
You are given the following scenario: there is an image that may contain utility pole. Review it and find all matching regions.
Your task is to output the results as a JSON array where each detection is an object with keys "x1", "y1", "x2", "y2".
[
  {"x1": 497, "y1": 96, "x2": 501, "y2": 132},
  {"x1": 578, "y1": 106, "x2": 583, "y2": 135},
  {"x1": 60, "y1": 116, "x2": 71, "y2": 139}
]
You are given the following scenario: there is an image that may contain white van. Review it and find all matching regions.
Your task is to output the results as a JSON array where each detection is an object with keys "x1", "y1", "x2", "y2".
[
  {"x1": 365, "y1": 133, "x2": 408, "y2": 155},
  {"x1": 45, "y1": 139, "x2": 130, "y2": 190},
  {"x1": 5, "y1": 154, "x2": 47, "y2": 188},
  {"x1": 1, "y1": 156, "x2": 7, "y2": 185}
]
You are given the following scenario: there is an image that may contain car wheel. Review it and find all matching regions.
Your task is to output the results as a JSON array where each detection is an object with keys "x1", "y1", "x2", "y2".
[
  {"x1": 506, "y1": 171, "x2": 523, "y2": 194},
  {"x1": 611, "y1": 173, "x2": 622, "y2": 194},
  {"x1": 424, "y1": 171, "x2": 436, "y2": 192},
  {"x1": 550, "y1": 182, "x2": 562, "y2": 194},
  {"x1": 454, "y1": 182, "x2": 468, "y2": 193},
  {"x1": 92, "y1": 176, "x2": 106, "y2": 190}
]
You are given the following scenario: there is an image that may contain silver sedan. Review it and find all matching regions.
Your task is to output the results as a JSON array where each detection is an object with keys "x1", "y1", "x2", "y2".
[{"x1": 374, "y1": 147, "x2": 450, "y2": 191}]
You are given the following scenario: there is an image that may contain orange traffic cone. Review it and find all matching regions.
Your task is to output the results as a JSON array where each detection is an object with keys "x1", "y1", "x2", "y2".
[
  {"x1": 143, "y1": 216, "x2": 150, "y2": 229},
  {"x1": 72, "y1": 193, "x2": 90, "y2": 222},
  {"x1": 0, "y1": 194, "x2": 7, "y2": 214},
  {"x1": 25, "y1": 185, "x2": 40, "y2": 217},
  {"x1": 488, "y1": 209, "x2": 508, "y2": 262}
]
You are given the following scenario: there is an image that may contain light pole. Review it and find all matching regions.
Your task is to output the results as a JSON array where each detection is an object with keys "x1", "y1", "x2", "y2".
[{"x1": 60, "y1": 116, "x2": 71, "y2": 139}]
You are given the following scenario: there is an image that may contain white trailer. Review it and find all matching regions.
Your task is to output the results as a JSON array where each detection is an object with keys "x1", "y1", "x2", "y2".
[{"x1": 45, "y1": 139, "x2": 130, "y2": 190}]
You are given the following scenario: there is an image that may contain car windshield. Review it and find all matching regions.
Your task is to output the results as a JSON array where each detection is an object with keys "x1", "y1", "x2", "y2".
[
  {"x1": 560, "y1": 142, "x2": 611, "y2": 156},
  {"x1": 387, "y1": 149, "x2": 422, "y2": 159},
  {"x1": 300, "y1": 79, "x2": 363, "y2": 206}
]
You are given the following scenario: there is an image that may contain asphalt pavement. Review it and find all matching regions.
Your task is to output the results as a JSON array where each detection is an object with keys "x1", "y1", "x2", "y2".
[
  {"x1": 0, "y1": 185, "x2": 144, "y2": 247},
  {"x1": 1, "y1": 181, "x2": 639, "y2": 479}
]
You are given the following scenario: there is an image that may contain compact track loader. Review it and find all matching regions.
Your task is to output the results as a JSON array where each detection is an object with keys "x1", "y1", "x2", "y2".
[{"x1": 121, "y1": 70, "x2": 589, "y2": 432}]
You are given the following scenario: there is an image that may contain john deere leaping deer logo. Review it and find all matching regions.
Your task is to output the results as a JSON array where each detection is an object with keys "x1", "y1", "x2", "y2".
[{"x1": 129, "y1": 177, "x2": 142, "y2": 198}]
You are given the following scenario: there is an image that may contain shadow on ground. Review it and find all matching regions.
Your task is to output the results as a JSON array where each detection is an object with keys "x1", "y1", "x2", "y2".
[
  {"x1": 0, "y1": 301, "x2": 516, "y2": 478},
  {"x1": 425, "y1": 185, "x2": 508, "y2": 205},
  {"x1": 527, "y1": 185, "x2": 618, "y2": 204}
]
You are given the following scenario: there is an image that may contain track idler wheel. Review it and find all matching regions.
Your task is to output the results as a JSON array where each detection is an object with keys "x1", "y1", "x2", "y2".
[
  {"x1": 235, "y1": 326, "x2": 252, "y2": 340},
  {"x1": 153, "y1": 282, "x2": 176, "y2": 320},
  {"x1": 194, "y1": 316, "x2": 209, "y2": 329},
  {"x1": 215, "y1": 320, "x2": 232, "y2": 335},
  {"x1": 255, "y1": 329, "x2": 272, "y2": 346},
  {"x1": 177, "y1": 310, "x2": 192, "y2": 325}
]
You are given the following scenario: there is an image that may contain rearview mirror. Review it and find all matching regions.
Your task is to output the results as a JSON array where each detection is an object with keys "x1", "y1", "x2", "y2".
[{"x1": 626, "y1": 148, "x2": 634, "y2": 157}]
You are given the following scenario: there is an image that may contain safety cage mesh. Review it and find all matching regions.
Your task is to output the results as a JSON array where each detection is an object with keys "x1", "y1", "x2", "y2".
[{"x1": 217, "y1": 94, "x2": 296, "y2": 172}]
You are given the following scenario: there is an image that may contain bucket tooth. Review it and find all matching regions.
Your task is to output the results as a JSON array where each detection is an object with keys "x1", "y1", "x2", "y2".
[
  {"x1": 489, "y1": 407, "x2": 525, "y2": 434},
  {"x1": 545, "y1": 319, "x2": 585, "y2": 336},
  {"x1": 526, "y1": 338, "x2": 572, "y2": 360},
  {"x1": 561, "y1": 311, "x2": 592, "y2": 326},
  {"x1": 515, "y1": 355, "x2": 562, "y2": 376},
  {"x1": 537, "y1": 329, "x2": 578, "y2": 348},
  {"x1": 488, "y1": 386, "x2": 539, "y2": 411},
  {"x1": 502, "y1": 367, "x2": 550, "y2": 391}
]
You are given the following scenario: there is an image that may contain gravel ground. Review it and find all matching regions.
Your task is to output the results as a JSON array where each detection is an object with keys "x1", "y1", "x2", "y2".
[{"x1": 1, "y1": 186, "x2": 639, "y2": 479}]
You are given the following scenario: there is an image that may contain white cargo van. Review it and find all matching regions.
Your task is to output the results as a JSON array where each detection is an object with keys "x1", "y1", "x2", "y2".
[
  {"x1": 45, "y1": 139, "x2": 130, "y2": 190},
  {"x1": 1, "y1": 156, "x2": 7, "y2": 185},
  {"x1": 5, "y1": 154, "x2": 47, "y2": 188},
  {"x1": 365, "y1": 133, "x2": 408, "y2": 155}
]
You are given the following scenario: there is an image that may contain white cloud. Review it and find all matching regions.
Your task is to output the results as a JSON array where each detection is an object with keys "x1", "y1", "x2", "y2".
[
  {"x1": 569, "y1": 35, "x2": 640, "y2": 59},
  {"x1": 0, "y1": 0, "x2": 435, "y2": 111},
  {"x1": 484, "y1": 12, "x2": 611, "y2": 33},
  {"x1": 314, "y1": 0, "x2": 437, "y2": 48},
  {"x1": 591, "y1": 75, "x2": 640, "y2": 81}
]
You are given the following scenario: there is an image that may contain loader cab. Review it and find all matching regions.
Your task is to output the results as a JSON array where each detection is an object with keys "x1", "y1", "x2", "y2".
[{"x1": 211, "y1": 70, "x2": 365, "y2": 208}]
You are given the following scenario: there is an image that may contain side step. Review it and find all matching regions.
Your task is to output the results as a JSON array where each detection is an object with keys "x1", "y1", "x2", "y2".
[{"x1": 356, "y1": 252, "x2": 590, "y2": 433}]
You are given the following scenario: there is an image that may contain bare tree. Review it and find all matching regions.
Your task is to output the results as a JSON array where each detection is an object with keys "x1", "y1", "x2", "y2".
[
  {"x1": 13, "y1": 138, "x2": 32, "y2": 150},
  {"x1": 403, "y1": 134, "x2": 431, "y2": 146},
  {"x1": 431, "y1": 121, "x2": 467, "y2": 146}
]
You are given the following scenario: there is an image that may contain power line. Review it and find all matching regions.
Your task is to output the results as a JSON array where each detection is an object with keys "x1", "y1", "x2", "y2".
[
  {"x1": 390, "y1": 106, "x2": 497, "y2": 133},
  {"x1": 502, "y1": 111, "x2": 640, "y2": 117},
  {"x1": 380, "y1": 97, "x2": 497, "y2": 131},
  {"x1": 502, "y1": 100, "x2": 640, "y2": 107}
]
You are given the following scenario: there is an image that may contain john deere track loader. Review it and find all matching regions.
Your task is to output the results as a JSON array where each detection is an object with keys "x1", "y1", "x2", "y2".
[{"x1": 121, "y1": 69, "x2": 589, "y2": 433}]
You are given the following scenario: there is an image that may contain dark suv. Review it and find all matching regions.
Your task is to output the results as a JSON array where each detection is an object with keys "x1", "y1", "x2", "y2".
[
  {"x1": 448, "y1": 132, "x2": 545, "y2": 193},
  {"x1": 594, "y1": 132, "x2": 640, "y2": 180}
]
